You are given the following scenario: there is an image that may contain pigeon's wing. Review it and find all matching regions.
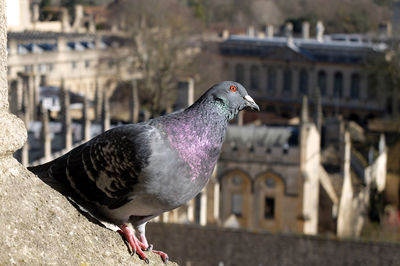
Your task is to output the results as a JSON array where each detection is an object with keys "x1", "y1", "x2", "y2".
[{"x1": 30, "y1": 124, "x2": 154, "y2": 209}]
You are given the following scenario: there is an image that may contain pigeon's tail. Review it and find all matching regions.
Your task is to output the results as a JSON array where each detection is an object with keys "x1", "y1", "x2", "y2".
[
  {"x1": 28, "y1": 155, "x2": 71, "y2": 195},
  {"x1": 28, "y1": 160, "x2": 54, "y2": 177}
]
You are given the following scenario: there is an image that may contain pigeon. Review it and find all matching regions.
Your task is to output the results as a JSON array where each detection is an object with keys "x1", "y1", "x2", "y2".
[{"x1": 28, "y1": 81, "x2": 259, "y2": 263}]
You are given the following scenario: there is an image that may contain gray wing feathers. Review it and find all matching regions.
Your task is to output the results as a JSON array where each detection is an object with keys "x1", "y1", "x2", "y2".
[{"x1": 29, "y1": 124, "x2": 154, "y2": 209}]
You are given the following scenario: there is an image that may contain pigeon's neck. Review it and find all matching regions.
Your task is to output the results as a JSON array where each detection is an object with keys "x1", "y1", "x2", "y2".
[{"x1": 159, "y1": 101, "x2": 228, "y2": 181}]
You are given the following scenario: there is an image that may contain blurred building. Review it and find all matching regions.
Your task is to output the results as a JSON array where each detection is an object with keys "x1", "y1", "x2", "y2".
[
  {"x1": 158, "y1": 97, "x2": 387, "y2": 237},
  {"x1": 7, "y1": 0, "x2": 139, "y2": 118},
  {"x1": 218, "y1": 21, "x2": 390, "y2": 124}
]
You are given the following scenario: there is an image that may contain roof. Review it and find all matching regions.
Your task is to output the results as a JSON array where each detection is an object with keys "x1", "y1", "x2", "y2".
[
  {"x1": 226, "y1": 125, "x2": 299, "y2": 147},
  {"x1": 6, "y1": 31, "x2": 121, "y2": 54},
  {"x1": 220, "y1": 34, "x2": 387, "y2": 64},
  {"x1": 8, "y1": 31, "x2": 96, "y2": 41}
]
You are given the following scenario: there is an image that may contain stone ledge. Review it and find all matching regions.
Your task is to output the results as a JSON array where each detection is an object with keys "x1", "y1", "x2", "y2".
[{"x1": 0, "y1": 156, "x2": 177, "y2": 265}]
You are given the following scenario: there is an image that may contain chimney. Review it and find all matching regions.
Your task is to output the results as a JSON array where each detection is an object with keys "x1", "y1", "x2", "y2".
[
  {"x1": 316, "y1": 21, "x2": 325, "y2": 42},
  {"x1": 32, "y1": 3, "x2": 39, "y2": 23},
  {"x1": 221, "y1": 29, "x2": 230, "y2": 39},
  {"x1": 61, "y1": 8, "x2": 71, "y2": 32},
  {"x1": 379, "y1": 22, "x2": 392, "y2": 37},
  {"x1": 8, "y1": 38, "x2": 17, "y2": 56},
  {"x1": 302, "y1": 21, "x2": 310, "y2": 39},
  {"x1": 72, "y1": 5, "x2": 84, "y2": 31},
  {"x1": 266, "y1": 24, "x2": 274, "y2": 38},
  {"x1": 247, "y1": 26, "x2": 255, "y2": 37},
  {"x1": 285, "y1": 22, "x2": 293, "y2": 38},
  {"x1": 57, "y1": 36, "x2": 68, "y2": 52}
]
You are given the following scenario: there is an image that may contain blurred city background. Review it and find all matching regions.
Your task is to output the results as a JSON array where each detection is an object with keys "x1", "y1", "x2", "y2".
[{"x1": 6, "y1": 0, "x2": 400, "y2": 265}]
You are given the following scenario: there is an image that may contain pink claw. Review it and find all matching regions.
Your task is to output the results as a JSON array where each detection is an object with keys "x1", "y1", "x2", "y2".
[{"x1": 118, "y1": 225, "x2": 149, "y2": 262}]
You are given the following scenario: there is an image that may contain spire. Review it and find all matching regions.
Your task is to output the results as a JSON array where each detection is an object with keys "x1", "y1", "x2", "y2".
[
  {"x1": 314, "y1": 86, "x2": 323, "y2": 133},
  {"x1": 379, "y1": 133, "x2": 386, "y2": 154},
  {"x1": 301, "y1": 95, "x2": 309, "y2": 124}
]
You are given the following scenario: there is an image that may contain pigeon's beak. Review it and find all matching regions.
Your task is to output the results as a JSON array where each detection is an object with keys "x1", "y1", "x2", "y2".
[{"x1": 244, "y1": 95, "x2": 260, "y2": 111}]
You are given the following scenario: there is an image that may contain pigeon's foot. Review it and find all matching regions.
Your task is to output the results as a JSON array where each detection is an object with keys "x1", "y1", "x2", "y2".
[
  {"x1": 118, "y1": 224, "x2": 149, "y2": 263},
  {"x1": 139, "y1": 234, "x2": 169, "y2": 263},
  {"x1": 149, "y1": 247, "x2": 169, "y2": 263}
]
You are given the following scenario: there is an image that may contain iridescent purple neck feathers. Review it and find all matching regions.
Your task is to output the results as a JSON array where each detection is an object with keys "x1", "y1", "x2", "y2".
[{"x1": 158, "y1": 101, "x2": 228, "y2": 181}]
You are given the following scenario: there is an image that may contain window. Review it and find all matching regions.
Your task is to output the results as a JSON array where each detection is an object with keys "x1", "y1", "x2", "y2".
[
  {"x1": 299, "y1": 69, "x2": 308, "y2": 95},
  {"x1": 250, "y1": 65, "x2": 260, "y2": 90},
  {"x1": 264, "y1": 197, "x2": 275, "y2": 219},
  {"x1": 71, "y1": 61, "x2": 77, "y2": 69},
  {"x1": 24, "y1": 65, "x2": 33, "y2": 73},
  {"x1": 318, "y1": 70, "x2": 327, "y2": 96},
  {"x1": 265, "y1": 178, "x2": 276, "y2": 188},
  {"x1": 333, "y1": 72, "x2": 343, "y2": 98},
  {"x1": 267, "y1": 68, "x2": 277, "y2": 93},
  {"x1": 108, "y1": 60, "x2": 113, "y2": 69},
  {"x1": 232, "y1": 175, "x2": 243, "y2": 186},
  {"x1": 235, "y1": 63, "x2": 245, "y2": 85},
  {"x1": 231, "y1": 193, "x2": 243, "y2": 216},
  {"x1": 40, "y1": 75, "x2": 46, "y2": 86},
  {"x1": 283, "y1": 69, "x2": 292, "y2": 95},
  {"x1": 367, "y1": 74, "x2": 377, "y2": 100},
  {"x1": 38, "y1": 64, "x2": 46, "y2": 73},
  {"x1": 350, "y1": 73, "x2": 360, "y2": 99},
  {"x1": 48, "y1": 63, "x2": 54, "y2": 72},
  {"x1": 85, "y1": 60, "x2": 90, "y2": 68}
]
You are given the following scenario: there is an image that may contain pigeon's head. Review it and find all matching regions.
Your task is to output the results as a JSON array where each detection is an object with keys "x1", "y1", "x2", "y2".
[{"x1": 207, "y1": 81, "x2": 259, "y2": 119}]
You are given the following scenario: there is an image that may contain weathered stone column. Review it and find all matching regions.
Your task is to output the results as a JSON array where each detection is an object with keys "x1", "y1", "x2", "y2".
[
  {"x1": 187, "y1": 199, "x2": 195, "y2": 223},
  {"x1": 82, "y1": 95, "x2": 91, "y2": 141},
  {"x1": 40, "y1": 105, "x2": 51, "y2": 161},
  {"x1": 94, "y1": 79, "x2": 101, "y2": 122},
  {"x1": 60, "y1": 79, "x2": 72, "y2": 150},
  {"x1": 175, "y1": 78, "x2": 194, "y2": 110},
  {"x1": 20, "y1": 90, "x2": 30, "y2": 166},
  {"x1": 199, "y1": 189, "x2": 208, "y2": 226},
  {"x1": 33, "y1": 73, "x2": 40, "y2": 114},
  {"x1": 314, "y1": 87, "x2": 323, "y2": 134},
  {"x1": 16, "y1": 75, "x2": 24, "y2": 113},
  {"x1": 28, "y1": 74, "x2": 36, "y2": 120},
  {"x1": 130, "y1": 79, "x2": 139, "y2": 123},
  {"x1": 101, "y1": 87, "x2": 110, "y2": 132}
]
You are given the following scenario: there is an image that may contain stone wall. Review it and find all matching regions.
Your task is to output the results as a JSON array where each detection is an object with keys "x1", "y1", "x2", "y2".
[{"x1": 148, "y1": 222, "x2": 400, "y2": 266}]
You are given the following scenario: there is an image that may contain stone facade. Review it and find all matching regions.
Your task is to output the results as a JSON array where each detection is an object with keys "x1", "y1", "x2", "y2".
[{"x1": 219, "y1": 24, "x2": 389, "y2": 123}]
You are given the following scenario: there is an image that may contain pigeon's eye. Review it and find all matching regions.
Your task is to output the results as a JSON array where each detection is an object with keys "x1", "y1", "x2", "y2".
[{"x1": 229, "y1": 85, "x2": 237, "y2": 92}]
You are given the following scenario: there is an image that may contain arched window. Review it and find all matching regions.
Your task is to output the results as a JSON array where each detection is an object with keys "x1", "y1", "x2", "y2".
[
  {"x1": 367, "y1": 74, "x2": 377, "y2": 100},
  {"x1": 250, "y1": 65, "x2": 260, "y2": 90},
  {"x1": 235, "y1": 63, "x2": 245, "y2": 85},
  {"x1": 333, "y1": 72, "x2": 343, "y2": 98},
  {"x1": 283, "y1": 69, "x2": 292, "y2": 95},
  {"x1": 350, "y1": 73, "x2": 360, "y2": 99},
  {"x1": 255, "y1": 173, "x2": 285, "y2": 231},
  {"x1": 267, "y1": 68, "x2": 277, "y2": 93},
  {"x1": 299, "y1": 69, "x2": 308, "y2": 95},
  {"x1": 318, "y1": 70, "x2": 327, "y2": 96},
  {"x1": 221, "y1": 171, "x2": 251, "y2": 227}
]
